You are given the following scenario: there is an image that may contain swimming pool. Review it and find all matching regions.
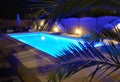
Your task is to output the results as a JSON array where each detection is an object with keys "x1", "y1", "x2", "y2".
[
  {"x1": 7, "y1": 32, "x2": 86, "y2": 57},
  {"x1": 7, "y1": 32, "x2": 103, "y2": 57}
]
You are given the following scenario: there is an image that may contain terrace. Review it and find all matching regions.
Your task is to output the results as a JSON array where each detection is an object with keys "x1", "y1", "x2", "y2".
[{"x1": 0, "y1": 0, "x2": 120, "y2": 82}]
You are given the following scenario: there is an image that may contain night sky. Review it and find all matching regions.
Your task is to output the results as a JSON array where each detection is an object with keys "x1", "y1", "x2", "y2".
[
  {"x1": 0, "y1": 0, "x2": 25, "y2": 19},
  {"x1": 0, "y1": 0, "x2": 120, "y2": 19}
]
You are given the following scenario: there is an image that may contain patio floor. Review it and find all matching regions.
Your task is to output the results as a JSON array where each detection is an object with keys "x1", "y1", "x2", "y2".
[
  {"x1": 0, "y1": 34, "x2": 57, "y2": 82},
  {"x1": 0, "y1": 33, "x2": 118, "y2": 82}
]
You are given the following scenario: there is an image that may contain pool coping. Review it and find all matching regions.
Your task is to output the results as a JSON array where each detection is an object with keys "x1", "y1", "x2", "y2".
[
  {"x1": 1, "y1": 33, "x2": 60, "y2": 81},
  {"x1": 5, "y1": 33, "x2": 57, "y2": 62}
]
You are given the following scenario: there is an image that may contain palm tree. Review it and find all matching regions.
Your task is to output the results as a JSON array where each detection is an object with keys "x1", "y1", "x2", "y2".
[
  {"x1": 47, "y1": 27, "x2": 120, "y2": 82},
  {"x1": 24, "y1": 0, "x2": 120, "y2": 31},
  {"x1": 23, "y1": 0, "x2": 120, "y2": 82}
]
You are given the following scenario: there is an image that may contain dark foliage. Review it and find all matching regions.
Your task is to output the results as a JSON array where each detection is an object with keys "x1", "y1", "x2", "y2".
[
  {"x1": 24, "y1": 0, "x2": 120, "y2": 31},
  {"x1": 47, "y1": 41, "x2": 120, "y2": 82}
]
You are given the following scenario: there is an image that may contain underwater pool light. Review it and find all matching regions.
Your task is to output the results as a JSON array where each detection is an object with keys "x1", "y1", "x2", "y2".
[{"x1": 41, "y1": 36, "x2": 45, "y2": 40}]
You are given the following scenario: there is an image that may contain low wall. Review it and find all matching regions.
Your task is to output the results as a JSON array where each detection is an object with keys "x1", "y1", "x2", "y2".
[{"x1": 60, "y1": 16, "x2": 120, "y2": 33}]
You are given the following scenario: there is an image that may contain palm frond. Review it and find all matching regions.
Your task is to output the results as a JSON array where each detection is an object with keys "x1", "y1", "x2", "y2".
[
  {"x1": 23, "y1": 0, "x2": 120, "y2": 31},
  {"x1": 95, "y1": 27, "x2": 120, "y2": 42},
  {"x1": 47, "y1": 41, "x2": 120, "y2": 82},
  {"x1": 82, "y1": 27, "x2": 120, "y2": 44}
]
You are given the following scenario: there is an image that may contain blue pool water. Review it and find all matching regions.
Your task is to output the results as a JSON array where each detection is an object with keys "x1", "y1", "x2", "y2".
[{"x1": 7, "y1": 32, "x2": 103, "y2": 57}]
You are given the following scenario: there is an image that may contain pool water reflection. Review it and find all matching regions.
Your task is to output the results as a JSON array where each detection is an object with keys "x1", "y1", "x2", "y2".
[{"x1": 7, "y1": 32, "x2": 102, "y2": 57}]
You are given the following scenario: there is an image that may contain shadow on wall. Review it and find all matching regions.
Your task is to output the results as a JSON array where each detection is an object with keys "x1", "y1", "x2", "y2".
[{"x1": 60, "y1": 16, "x2": 120, "y2": 34}]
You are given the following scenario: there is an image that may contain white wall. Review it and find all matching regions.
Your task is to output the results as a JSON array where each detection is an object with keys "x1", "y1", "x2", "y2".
[
  {"x1": 79, "y1": 17, "x2": 96, "y2": 32},
  {"x1": 97, "y1": 16, "x2": 119, "y2": 30},
  {"x1": 60, "y1": 16, "x2": 120, "y2": 33}
]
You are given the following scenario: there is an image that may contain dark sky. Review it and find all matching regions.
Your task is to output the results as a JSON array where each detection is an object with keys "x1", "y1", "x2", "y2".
[
  {"x1": 0, "y1": 0, "x2": 26, "y2": 19},
  {"x1": 1, "y1": 0, "x2": 120, "y2": 19}
]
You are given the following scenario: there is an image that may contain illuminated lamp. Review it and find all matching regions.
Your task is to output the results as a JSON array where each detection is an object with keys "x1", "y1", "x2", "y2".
[
  {"x1": 75, "y1": 28, "x2": 82, "y2": 35},
  {"x1": 53, "y1": 27, "x2": 59, "y2": 32},
  {"x1": 38, "y1": 26, "x2": 41, "y2": 29},
  {"x1": 40, "y1": 20, "x2": 45, "y2": 26}
]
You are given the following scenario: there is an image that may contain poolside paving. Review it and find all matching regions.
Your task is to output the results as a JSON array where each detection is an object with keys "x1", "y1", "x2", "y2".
[
  {"x1": 0, "y1": 33, "x2": 120, "y2": 82},
  {"x1": 0, "y1": 47, "x2": 22, "y2": 82},
  {"x1": 0, "y1": 34, "x2": 57, "y2": 82}
]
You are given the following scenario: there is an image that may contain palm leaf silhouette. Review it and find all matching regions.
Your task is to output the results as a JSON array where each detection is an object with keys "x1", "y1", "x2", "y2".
[
  {"x1": 24, "y1": 0, "x2": 120, "y2": 31},
  {"x1": 90, "y1": 26, "x2": 120, "y2": 43},
  {"x1": 47, "y1": 40, "x2": 120, "y2": 82}
]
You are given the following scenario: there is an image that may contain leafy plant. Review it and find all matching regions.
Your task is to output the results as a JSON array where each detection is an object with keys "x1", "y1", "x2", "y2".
[
  {"x1": 47, "y1": 41, "x2": 120, "y2": 82},
  {"x1": 24, "y1": 0, "x2": 120, "y2": 31},
  {"x1": 47, "y1": 28, "x2": 120, "y2": 82},
  {"x1": 23, "y1": 0, "x2": 120, "y2": 82}
]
